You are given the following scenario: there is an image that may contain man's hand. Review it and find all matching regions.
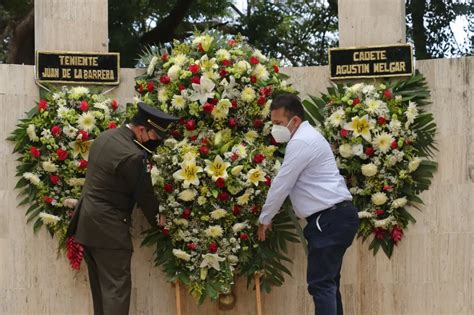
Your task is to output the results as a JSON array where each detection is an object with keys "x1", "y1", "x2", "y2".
[
  {"x1": 159, "y1": 214, "x2": 166, "y2": 226},
  {"x1": 258, "y1": 223, "x2": 272, "y2": 241}
]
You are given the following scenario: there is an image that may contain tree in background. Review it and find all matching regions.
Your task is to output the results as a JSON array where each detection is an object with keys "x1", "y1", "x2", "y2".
[{"x1": 0, "y1": 0, "x2": 472, "y2": 66}]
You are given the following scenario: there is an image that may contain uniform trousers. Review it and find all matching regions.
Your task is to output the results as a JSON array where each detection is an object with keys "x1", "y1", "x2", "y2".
[{"x1": 303, "y1": 201, "x2": 359, "y2": 315}]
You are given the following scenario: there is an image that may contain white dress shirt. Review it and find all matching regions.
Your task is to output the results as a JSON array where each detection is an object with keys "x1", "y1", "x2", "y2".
[{"x1": 259, "y1": 121, "x2": 352, "y2": 225}]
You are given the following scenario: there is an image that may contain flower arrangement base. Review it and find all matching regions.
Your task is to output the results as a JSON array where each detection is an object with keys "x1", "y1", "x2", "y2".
[{"x1": 218, "y1": 291, "x2": 236, "y2": 310}]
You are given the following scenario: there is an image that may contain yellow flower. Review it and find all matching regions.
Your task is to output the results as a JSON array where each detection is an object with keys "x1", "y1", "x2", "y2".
[
  {"x1": 178, "y1": 189, "x2": 197, "y2": 201},
  {"x1": 344, "y1": 115, "x2": 372, "y2": 141},
  {"x1": 371, "y1": 192, "x2": 388, "y2": 205},
  {"x1": 373, "y1": 132, "x2": 394, "y2": 153},
  {"x1": 210, "y1": 208, "x2": 227, "y2": 220},
  {"x1": 252, "y1": 64, "x2": 269, "y2": 81},
  {"x1": 204, "y1": 155, "x2": 230, "y2": 180},
  {"x1": 171, "y1": 95, "x2": 186, "y2": 110},
  {"x1": 246, "y1": 167, "x2": 266, "y2": 186},
  {"x1": 39, "y1": 212, "x2": 61, "y2": 226},
  {"x1": 241, "y1": 87, "x2": 256, "y2": 103},
  {"x1": 244, "y1": 130, "x2": 258, "y2": 144},
  {"x1": 78, "y1": 112, "x2": 96, "y2": 131},
  {"x1": 205, "y1": 225, "x2": 223, "y2": 238},
  {"x1": 173, "y1": 160, "x2": 203, "y2": 188},
  {"x1": 237, "y1": 193, "x2": 251, "y2": 205},
  {"x1": 173, "y1": 249, "x2": 191, "y2": 261},
  {"x1": 231, "y1": 165, "x2": 244, "y2": 176},
  {"x1": 69, "y1": 140, "x2": 92, "y2": 159}
]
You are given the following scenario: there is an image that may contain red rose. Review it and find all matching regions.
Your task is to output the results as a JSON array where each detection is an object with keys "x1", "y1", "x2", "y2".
[
  {"x1": 185, "y1": 119, "x2": 197, "y2": 131},
  {"x1": 249, "y1": 56, "x2": 259, "y2": 65},
  {"x1": 391, "y1": 140, "x2": 398, "y2": 149},
  {"x1": 228, "y1": 117, "x2": 237, "y2": 128},
  {"x1": 253, "y1": 153, "x2": 265, "y2": 164},
  {"x1": 251, "y1": 205, "x2": 260, "y2": 215},
  {"x1": 209, "y1": 98, "x2": 218, "y2": 105},
  {"x1": 189, "y1": 64, "x2": 200, "y2": 73},
  {"x1": 391, "y1": 226, "x2": 403, "y2": 244},
  {"x1": 272, "y1": 64, "x2": 280, "y2": 73},
  {"x1": 219, "y1": 69, "x2": 228, "y2": 77},
  {"x1": 164, "y1": 183, "x2": 173, "y2": 193},
  {"x1": 79, "y1": 159, "x2": 88, "y2": 169},
  {"x1": 222, "y1": 59, "x2": 232, "y2": 67},
  {"x1": 108, "y1": 121, "x2": 117, "y2": 129},
  {"x1": 373, "y1": 227, "x2": 386, "y2": 240},
  {"x1": 230, "y1": 153, "x2": 239, "y2": 161},
  {"x1": 218, "y1": 191, "x2": 230, "y2": 202},
  {"x1": 265, "y1": 176, "x2": 272, "y2": 187},
  {"x1": 232, "y1": 205, "x2": 241, "y2": 216},
  {"x1": 240, "y1": 233, "x2": 249, "y2": 241},
  {"x1": 352, "y1": 97, "x2": 361, "y2": 106},
  {"x1": 231, "y1": 100, "x2": 238, "y2": 109},
  {"x1": 209, "y1": 242, "x2": 218, "y2": 253},
  {"x1": 340, "y1": 128, "x2": 348, "y2": 138},
  {"x1": 38, "y1": 99, "x2": 48, "y2": 111},
  {"x1": 383, "y1": 89, "x2": 392, "y2": 98},
  {"x1": 253, "y1": 119, "x2": 263, "y2": 128},
  {"x1": 51, "y1": 125, "x2": 61, "y2": 137},
  {"x1": 159, "y1": 76, "x2": 170, "y2": 84},
  {"x1": 270, "y1": 135, "x2": 278, "y2": 145},
  {"x1": 182, "y1": 208, "x2": 191, "y2": 219},
  {"x1": 49, "y1": 175, "x2": 60, "y2": 185},
  {"x1": 260, "y1": 86, "x2": 272, "y2": 96},
  {"x1": 44, "y1": 196, "x2": 53, "y2": 204},
  {"x1": 250, "y1": 75, "x2": 257, "y2": 84},
  {"x1": 197, "y1": 43, "x2": 204, "y2": 52},
  {"x1": 162, "y1": 228, "x2": 170, "y2": 236},
  {"x1": 215, "y1": 177, "x2": 225, "y2": 189},
  {"x1": 227, "y1": 39, "x2": 236, "y2": 46},
  {"x1": 202, "y1": 102, "x2": 214, "y2": 113},
  {"x1": 179, "y1": 117, "x2": 186, "y2": 125},
  {"x1": 79, "y1": 100, "x2": 89, "y2": 111},
  {"x1": 111, "y1": 99, "x2": 118, "y2": 111},
  {"x1": 199, "y1": 145, "x2": 209, "y2": 156},
  {"x1": 383, "y1": 184, "x2": 393, "y2": 191},
  {"x1": 191, "y1": 76, "x2": 200, "y2": 85},
  {"x1": 161, "y1": 53, "x2": 169, "y2": 61},
  {"x1": 257, "y1": 96, "x2": 266, "y2": 106},
  {"x1": 375, "y1": 209, "x2": 385, "y2": 216},
  {"x1": 178, "y1": 84, "x2": 186, "y2": 91},
  {"x1": 187, "y1": 242, "x2": 197, "y2": 251},
  {"x1": 30, "y1": 146, "x2": 41, "y2": 158},
  {"x1": 201, "y1": 138, "x2": 209, "y2": 145},
  {"x1": 171, "y1": 130, "x2": 182, "y2": 139},
  {"x1": 78, "y1": 130, "x2": 89, "y2": 141},
  {"x1": 147, "y1": 81, "x2": 155, "y2": 92},
  {"x1": 377, "y1": 116, "x2": 386, "y2": 125},
  {"x1": 56, "y1": 148, "x2": 68, "y2": 161},
  {"x1": 365, "y1": 147, "x2": 375, "y2": 157},
  {"x1": 138, "y1": 83, "x2": 144, "y2": 94}
]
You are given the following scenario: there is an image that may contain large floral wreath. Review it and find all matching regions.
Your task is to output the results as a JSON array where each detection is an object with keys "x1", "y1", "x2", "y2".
[
  {"x1": 304, "y1": 73, "x2": 437, "y2": 257},
  {"x1": 9, "y1": 86, "x2": 123, "y2": 268},
  {"x1": 134, "y1": 32, "x2": 301, "y2": 303}
]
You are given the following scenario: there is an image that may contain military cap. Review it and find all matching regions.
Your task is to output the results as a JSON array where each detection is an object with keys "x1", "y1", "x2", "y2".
[{"x1": 132, "y1": 102, "x2": 179, "y2": 132}]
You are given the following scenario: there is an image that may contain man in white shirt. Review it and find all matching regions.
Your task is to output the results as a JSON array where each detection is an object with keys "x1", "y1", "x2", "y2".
[{"x1": 258, "y1": 93, "x2": 359, "y2": 315}]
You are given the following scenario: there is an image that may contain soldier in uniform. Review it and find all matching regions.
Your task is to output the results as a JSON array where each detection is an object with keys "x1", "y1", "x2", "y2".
[{"x1": 67, "y1": 102, "x2": 178, "y2": 315}]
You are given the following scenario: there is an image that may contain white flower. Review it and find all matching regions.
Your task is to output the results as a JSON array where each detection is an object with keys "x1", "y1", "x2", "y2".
[
  {"x1": 205, "y1": 225, "x2": 223, "y2": 238},
  {"x1": 158, "y1": 89, "x2": 169, "y2": 103},
  {"x1": 408, "y1": 157, "x2": 422, "y2": 172},
  {"x1": 358, "y1": 211, "x2": 373, "y2": 219},
  {"x1": 392, "y1": 197, "x2": 407, "y2": 208},
  {"x1": 261, "y1": 100, "x2": 271, "y2": 118},
  {"x1": 389, "y1": 119, "x2": 402, "y2": 136},
  {"x1": 235, "y1": 60, "x2": 251, "y2": 74},
  {"x1": 211, "y1": 99, "x2": 231, "y2": 120},
  {"x1": 237, "y1": 192, "x2": 251, "y2": 205},
  {"x1": 63, "y1": 198, "x2": 78, "y2": 208},
  {"x1": 171, "y1": 95, "x2": 186, "y2": 110},
  {"x1": 147, "y1": 56, "x2": 159, "y2": 76},
  {"x1": 167, "y1": 64, "x2": 181, "y2": 80},
  {"x1": 365, "y1": 98, "x2": 382, "y2": 114},
  {"x1": 172, "y1": 249, "x2": 191, "y2": 261},
  {"x1": 41, "y1": 128, "x2": 52, "y2": 140},
  {"x1": 69, "y1": 87, "x2": 89, "y2": 98},
  {"x1": 372, "y1": 192, "x2": 388, "y2": 205},
  {"x1": 344, "y1": 115, "x2": 373, "y2": 141},
  {"x1": 67, "y1": 178, "x2": 86, "y2": 186},
  {"x1": 26, "y1": 124, "x2": 38, "y2": 141},
  {"x1": 228, "y1": 255, "x2": 239, "y2": 264},
  {"x1": 373, "y1": 132, "x2": 394, "y2": 153},
  {"x1": 39, "y1": 212, "x2": 60, "y2": 226},
  {"x1": 374, "y1": 217, "x2": 394, "y2": 229},
  {"x1": 215, "y1": 49, "x2": 230, "y2": 61},
  {"x1": 57, "y1": 106, "x2": 68, "y2": 119},
  {"x1": 244, "y1": 130, "x2": 258, "y2": 144},
  {"x1": 232, "y1": 221, "x2": 248, "y2": 233},
  {"x1": 252, "y1": 64, "x2": 269, "y2": 81},
  {"x1": 352, "y1": 144, "x2": 364, "y2": 156},
  {"x1": 220, "y1": 76, "x2": 239, "y2": 99},
  {"x1": 210, "y1": 208, "x2": 227, "y2": 220},
  {"x1": 328, "y1": 109, "x2": 346, "y2": 127},
  {"x1": 241, "y1": 87, "x2": 256, "y2": 103},
  {"x1": 252, "y1": 49, "x2": 267, "y2": 62},
  {"x1": 204, "y1": 155, "x2": 230, "y2": 180},
  {"x1": 189, "y1": 75, "x2": 215, "y2": 105},
  {"x1": 174, "y1": 218, "x2": 189, "y2": 226},
  {"x1": 361, "y1": 163, "x2": 378, "y2": 177},
  {"x1": 348, "y1": 83, "x2": 364, "y2": 94},
  {"x1": 178, "y1": 189, "x2": 197, "y2": 201},
  {"x1": 405, "y1": 101, "x2": 418, "y2": 125},
  {"x1": 173, "y1": 160, "x2": 203, "y2": 188},
  {"x1": 231, "y1": 144, "x2": 247, "y2": 159},
  {"x1": 23, "y1": 172, "x2": 41, "y2": 186},
  {"x1": 63, "y1": 125, "x2": 78, "y2": 138},
  {"x1": 246, "y1": 167, "x2": 266, "y2": 186},
  {"x1": 42, "y1": 161, "x2": 58, "y2": 173},
  {"x1": 362, "y1": 84, "x2": 376, "y2": 95},
  {"x1": 78, "y1": 112, "x2": 96, "y2": 131},
  {"x1": 164, "y1": 138, "x2": 178, "y2": 148},
  {"x1": 200, "y1": 253, "x2": 225, "y2": 271},
  {"x1": 231, "y1": 165, "x2": 244, "y2": 176},
  {"x1": 172, "y1": 54, "x2": 187, "y2": 66},
  {"x1": 339, "y1": 144, "x2": 353, "y2": 158},
  {"x1": 197, "y1": 196, "x2": 207, "y2": 205}
]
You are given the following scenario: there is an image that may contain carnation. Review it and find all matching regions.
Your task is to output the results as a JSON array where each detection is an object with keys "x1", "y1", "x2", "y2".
[
  {"x1": 339, "y1": 144, "x2": 353, "y2": 158},
  {"x1": 357, "y1": 211, "x2": 373, "y2": 219},
  {"x1": 210, "y1": 208, "x2": 227, "y2": 220},
  {"x1": 215, "y1": 49, "x2": 230, "y2": 61},
  {"x1": 373, "y1": 132, "x2": 394, "y2": 153},
  {"x1": 232, "y1": 221, "x2": 248, "y2": 233},
  {"x1": 39, "y1": 212, "x2": 61, "y2": 226},
  {"x1": 168, "y1": 65, "x2": 182, "y2": 80},
  {"x1": 205, "y1": 225, "x2": 224, "y2": 238},
  {"x1": 23, "y1": 172, "x2": 41, "y2": 186},
  {"x1": 408, "y1": 157, "x2": 422, "y2": 172},
  {"x1": 391, "y1": 197, "x2": 407, "y2": 209},
  {"x1": 172, "y1": 249, "x2": 191, "y2": 261},
  {"x1": 42, "y1": 161, "x2": 58, "y2": 173},
  {"x1": 26, "y1": 124, "x2": 38, "y2": 141},
  {"x1": 178, "y1": 189, "x2": 197, "y2": 201},
  {"x1": 241, "y1": 87, "x2": 256, "y2": 103},
  {"x1": 371, "y1": 192, "x2": 388, "y2": 205},
  {"x1": 252, "y1": 64, "x2": 269, "y2": 81},
  {"x1": 361, "y1": 163, "x2": 378, "y2": 177}
]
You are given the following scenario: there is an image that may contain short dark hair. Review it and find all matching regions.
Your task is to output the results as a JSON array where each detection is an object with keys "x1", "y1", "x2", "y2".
[{"x1": 270, "y1": 93, "x2": 305, "y2": 119}]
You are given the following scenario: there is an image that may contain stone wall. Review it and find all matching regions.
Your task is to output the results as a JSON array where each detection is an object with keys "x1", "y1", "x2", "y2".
[{"x1": 1, "y1": 56, "x2": 472, "y2": 314}]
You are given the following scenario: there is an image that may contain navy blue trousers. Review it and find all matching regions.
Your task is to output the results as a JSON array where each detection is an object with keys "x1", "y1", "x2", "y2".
[{"x1": 303, "y1": 202, "x2": 359, "y2": 315}]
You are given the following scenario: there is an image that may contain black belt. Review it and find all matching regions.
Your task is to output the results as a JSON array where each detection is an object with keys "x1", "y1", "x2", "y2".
[{"x1": 305, "y1": 200, "x2": 353, "y2": 222}]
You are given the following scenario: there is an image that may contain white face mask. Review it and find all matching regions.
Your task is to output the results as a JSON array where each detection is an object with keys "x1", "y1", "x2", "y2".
[{"x1": 271, "y1": 118, "x2": 294, "y2": 143}]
